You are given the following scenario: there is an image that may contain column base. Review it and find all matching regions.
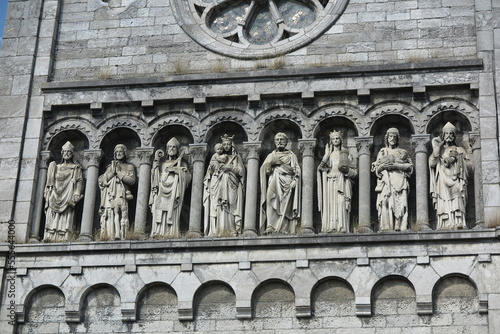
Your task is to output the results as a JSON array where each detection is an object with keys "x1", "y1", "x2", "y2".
[
  {"x1": 186, "y1": 230, "x2": 203, "y2": 239},
  {"x1": 242, "y1": 229, "x2": 257, "y2": 237},
  {"x1": 357, "y1": 225, "x2": 373, "y2": 233},
  {"x1": 300, "y1": 226, "x2": 315, "y2": 235},
  {"x1": 29, "y1": 236, "x2": 40, "y2": 243},
  {"x1": 417, "y1": 224, "x2": 432, "y2": 231},
  {"x1": 77, "y1": 233, "x2": 93, "y2": 242}
]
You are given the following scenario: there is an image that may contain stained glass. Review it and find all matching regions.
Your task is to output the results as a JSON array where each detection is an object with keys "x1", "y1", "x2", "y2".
[
  {"x1": 277, "y1": 0, "x2": 315, "y2": 29},
  {"x1": 246, "y1": 5, "x2": 278, "y2": 45},
  {"x1": 209, "y1": 2, "x2": 249, "y2": 34}
]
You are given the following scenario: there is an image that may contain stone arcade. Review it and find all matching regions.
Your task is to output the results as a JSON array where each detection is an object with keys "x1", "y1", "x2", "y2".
[{"x1": 1, "y1": 0, "x2": 500, "y2": 333}]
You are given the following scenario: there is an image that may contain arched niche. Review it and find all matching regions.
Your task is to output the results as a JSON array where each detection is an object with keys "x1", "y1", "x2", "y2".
[
  {"x1": 19, "y1": 286, "x2": 66, "y2": 331},
  {"x1": 371, "y1": 276, "x2": 416, "y2": 316},
  {"x1": 149, "y1": 125, "x2": 194, "y2": 236},
  {"x1": 314, "y1": 117, "x2": 359, "y2": 233},
  {"x1": 151, "y1": 124, "x2": 194, "y2": 153},
  {"x1": 369, "y1": 115, "x2": 416, "y2": 232},
  {"x1": 137, "y1": 283, "x2": 178, "y2": 321},
  {"x1": 47, "y1": 130, "x2": 89, "y2": 166},
  {"x1": 432, "y1": 275, "x2": 483, "y2": 317},
  {"x1": 81, "y1": 284, "x2": 125, "y2": 332},
  {"x1": 97, "y1": 128, "x2": 141, "y2": 239},
  {"x1": 42, "y1": 130, "x2": 89, "y2": 241},
  {"x1": 258, "y1": 119, "x2": 302, "y2": 162},
  {"x1": 193, "y1": 281, "x2": 236, "y2": 320},
  {"x1": 426, "y1": 111, "x2": 476, "y2": 228},
  {"x1": 204, "y1": 121, "x2": 248, "y2": 164},
  {"x1": 252, "y1": 279, "x2": 295, "y2": 318},
  {"x1": 311, "y1": 278, "x2": 355, "y2": 317}
]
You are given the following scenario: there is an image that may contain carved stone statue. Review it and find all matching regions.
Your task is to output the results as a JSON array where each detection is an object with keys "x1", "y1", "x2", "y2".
[
  {"x1": 203, "y1": 134, "x2": 245, "y2": 237},
  {"x1": 429, "y1": 122, "x2": 473, "y2": 229},
  {"x1": 98, "y1": 144, "x2": 136, "y2": 240},
  {"x1": 43, "y1": 141, "x2": 84, "y2": 242},
  {"x1": 372, "y1": 128, "x2": 413, "y2": 231},
  {"x1": 150, "y1": 138, "x2": 191, "y2": 238},
  {"x1": 317, "y1": 131, "x2": 357, "y2": 233},
  {"x1": 260, "y1": 132, "x2": 301, "y2": 234}
]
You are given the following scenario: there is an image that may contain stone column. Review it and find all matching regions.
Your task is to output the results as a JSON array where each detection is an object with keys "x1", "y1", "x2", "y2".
[
  {"x1": 299, "y1": 139, "x2": 316, "y2": 234},
  {"x1": 412, "y1": 134, "x2": 431, "y2": 230},
  {"x1": 243, "y1": 142, "x2": 261, "y2": 237},
  {"x1": 78, "y1": 150, "x2": 102, "y2": 242},
  {"x1": 134, "y1": 147, "x2": 154, "y2": 238},
  {"x1": 355, "y1": 137, "x2": 373, "y2": 233},
  {"x1": 187, "y1": 144, "x2": 207, "y2": 238},
  {"x1": 29, "y1": 151, "x2": 52, "y2": 242},
  {"x1": 469, "y1": 132, "x2": 484, "y2": 223}
]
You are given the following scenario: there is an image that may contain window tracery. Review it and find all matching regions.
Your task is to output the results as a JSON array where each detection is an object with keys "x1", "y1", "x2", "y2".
[{"x1": 172, "y1": 0, "x2": 349, "y2": 58}]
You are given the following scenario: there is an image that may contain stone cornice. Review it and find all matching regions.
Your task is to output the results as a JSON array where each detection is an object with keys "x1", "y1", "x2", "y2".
[{"x1": 40, "y1": 59, "x2": 483, "y2": 93}]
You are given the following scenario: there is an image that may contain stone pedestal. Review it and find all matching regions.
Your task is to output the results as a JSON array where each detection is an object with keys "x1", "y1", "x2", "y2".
[
  {"x1": 299, "y1": 139, "x2": 316, "y2": 234},
  {"x1": 29, "y1": 151, "x2": 51, "y2": 243},
  {"x1": 78, "y1": 150, "x2": 102, "y2": 242},
  {"x1": 187, "y1": 144, "x2": 207, "y2": 238},
  {"x1": 412, "y1": 134, "x2": 431, "y2": 230},
  {"x1": 355, "y1": 137, "x2": 373, "y2": 233},
  {"x1": 134, "y1": 147, "x2": 154, "y2": 238},
  {"x1": 243, "y1": 142, "x2": 261, "y2": 237}
]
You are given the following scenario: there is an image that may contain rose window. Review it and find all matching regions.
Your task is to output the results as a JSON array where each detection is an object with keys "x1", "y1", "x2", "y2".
[{"x1": 171, "y1": 0, "x2": 349, "y2": 59}]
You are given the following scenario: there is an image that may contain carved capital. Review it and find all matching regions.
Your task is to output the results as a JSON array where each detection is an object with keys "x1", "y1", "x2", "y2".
[
  {"x1": 135, "y1": 147, "x2": 154, "y2": 165},
  {"x1": 243, "y1": 141, "x2": 262, "y2": 160},
  {"x1": 298, "y1": 139, "x2": 316, "y2": 157},
  {"x1": 469, "y1": 131, "x2": 481, "y2": 151},
  {"x1": 83, "y1": 149, "x2": 103, "y2": 168},
  {"x1": 40, "y1": 151, "x2": 52, "y2": 169},
  {"x1": 411, "y1": 134, "x2": 430, "y2": 153},
  {"x1": 355, "y1": 137, "x2": 373, "y2": 156},
  {"x1": 189, "y1": 144, "x2": 208, "y2": 163}
]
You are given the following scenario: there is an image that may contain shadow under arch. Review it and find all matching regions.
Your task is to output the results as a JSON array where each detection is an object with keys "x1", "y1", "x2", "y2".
[
  {"x1": 251, "y1": 279, "x2": 295, "y2": 318},
  {"x1": 136, "y1": 282, "x2": 178, "y2": 321},
  {"x1": 426, "y1": 109, "x2": 476, "y2": 228},
  {"x1": 369, "y1": 114, "x2": 416, "y2": 232},
  {"x1": 193, "y1": 280, "x2": 236, "y2": 320},
  {"x1": 311, "y1": 277, "x2": 355, "y2": 317},
  {"x1": 204, "y1": 120, "x2": 248, "y2": 163},
  {"x1": 47, "y1": 129, "x2": 90, "y2": 164},
  {"x1": 150, "y1": 124, "x2": 194, "y2": 151},
  {"x1": 432, "y1": 274, "x2": 481, "y2": 314},
  {"x1": 371, "y1": 275, "x2": 416, "y2": 316},
  {"x1": 258, "y1": 119, "x2": 303, "y2": 160}
]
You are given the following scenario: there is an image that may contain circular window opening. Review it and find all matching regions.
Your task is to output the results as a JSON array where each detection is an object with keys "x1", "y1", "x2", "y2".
[{"x1": 171, "y1": 0, "x2": 349, "y2": 59}]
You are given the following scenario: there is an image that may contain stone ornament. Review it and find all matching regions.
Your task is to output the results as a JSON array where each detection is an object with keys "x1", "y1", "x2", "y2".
[
  {"x1": 260, "y1": 132, "x2": 301, "y2": 234},
  {"x1": 150, "y1": 138, "x2": 192, "y2": 238},
  {"x1": 98, "y1": 144, "x2": 136, "y2": 240},
  {"x1": 317, "y1": 131, "x2": 357, "y2": 233},
  {"x1": 429, "y1": 122, "x2": 473, "y2": 229},
  {"x1": 43, "y1": 141, "x2": 84, "y2": 242},
  {"x1": 171, "y1": 0, "x2": 349, "y2": 59},
  {"x1": 203, "y1": 134, "x2": 245, "y2": 237},
  {"x1": 372, "y1": 128, "x2": 413, "y2": 232}
]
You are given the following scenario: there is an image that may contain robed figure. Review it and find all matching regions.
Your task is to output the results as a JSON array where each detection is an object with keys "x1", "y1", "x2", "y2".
[
  {"x1": 260, "y1": 132, "x2": 301, "y2": 234},
  {"x1": 203, "y1": 134, "x2": 245, "y2": 237},
  {"x1": 98, "y1": 144, "x2": 136, "y2": 240},
  {"x1": 372, "y1": 128, "x2": 413, "y2": 231},
  {"x1": 429, "y1": 122, "x2": 473, "y2": 229},
  {"x1": 317, "y1": 131, "x2": 357, "y2": 233},
  {"x1": 150, "y1": 138, "x2": 191, "y2": 238},
  {"x1": 44, "y1": 141, "x2": 84, "y2": 242}
]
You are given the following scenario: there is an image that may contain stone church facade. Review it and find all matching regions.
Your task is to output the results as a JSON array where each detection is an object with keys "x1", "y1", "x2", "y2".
[{"x1": 1, "y1": 0, "x2": 500, "y2": 333}]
